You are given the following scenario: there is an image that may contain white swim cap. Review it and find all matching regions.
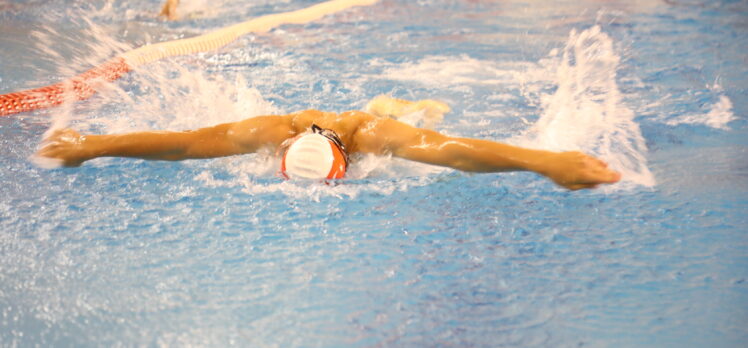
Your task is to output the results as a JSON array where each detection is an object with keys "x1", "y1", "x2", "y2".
[{"x1": 281, "y1": 125, "x2": 348, "y2": 180}]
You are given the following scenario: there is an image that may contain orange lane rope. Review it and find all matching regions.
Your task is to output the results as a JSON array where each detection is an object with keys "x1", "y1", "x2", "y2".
[{"x1": 0, "y1": 58, "x2": 130, "y2": 116}]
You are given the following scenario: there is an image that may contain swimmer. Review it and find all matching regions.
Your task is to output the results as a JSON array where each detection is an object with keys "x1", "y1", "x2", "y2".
[
  {"x1": 35, "y1": 96, "x2": 621, "y2": 190},
  {"x1": 159, "y1": 0, "x2": 179, "y2": 21}
]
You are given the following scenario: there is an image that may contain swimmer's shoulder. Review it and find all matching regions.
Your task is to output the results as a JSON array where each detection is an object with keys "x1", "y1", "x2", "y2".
[
  {"x1": 340, "y1": 110, "x2": 376, "y2": 120},
  {"x1": 287, "y1": 109, "x2": 375, "y2": 129},
  {"x1": 287, "y1": 109, "x2": 333, "y2": 131}
]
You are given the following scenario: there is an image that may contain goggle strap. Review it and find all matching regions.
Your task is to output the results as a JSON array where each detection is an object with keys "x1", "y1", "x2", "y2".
[{"x1": 310, "y1": 123, "x2": 349, "y2": 169}]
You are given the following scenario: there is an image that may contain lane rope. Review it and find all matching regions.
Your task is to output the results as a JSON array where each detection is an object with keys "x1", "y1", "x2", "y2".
[{"x1": 0, "y1": 0, "x2": 379, "y2": 117}]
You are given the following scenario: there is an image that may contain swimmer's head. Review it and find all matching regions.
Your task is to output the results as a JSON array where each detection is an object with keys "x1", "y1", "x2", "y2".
[{"x1": 281, "y1": 124, "x2": 348, "y2": 180}]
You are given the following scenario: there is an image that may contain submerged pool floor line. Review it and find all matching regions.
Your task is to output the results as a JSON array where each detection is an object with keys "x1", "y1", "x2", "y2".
[{"x1": 0, "y1": 0, "x2": 379, "y2": 117}]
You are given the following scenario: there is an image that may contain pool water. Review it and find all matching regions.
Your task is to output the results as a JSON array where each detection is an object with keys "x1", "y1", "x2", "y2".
[{"x1": 1, "y1": 0, "x2": 747, "y2": 346}]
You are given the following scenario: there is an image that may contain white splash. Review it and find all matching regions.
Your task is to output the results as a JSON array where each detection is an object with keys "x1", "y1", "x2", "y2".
[
  {"x1": 513, "y1": 26, "x2": 656, "y2": 188},
  {"x1": 666, "y1": 95, "x2": 736, "y2": 130}
]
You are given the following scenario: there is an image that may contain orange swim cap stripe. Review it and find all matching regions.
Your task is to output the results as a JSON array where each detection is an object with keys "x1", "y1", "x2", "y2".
[{"x1": 326, "y1": 140, "x2": 347, "y2": 179}]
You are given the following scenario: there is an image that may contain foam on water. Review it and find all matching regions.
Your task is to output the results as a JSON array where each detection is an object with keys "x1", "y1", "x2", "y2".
[
  {"x1": 666, "y1": 94, "x2": 736, "y2": 130},
  {"x1": 377, "y1": 55, "x2": 534, "y2": 87}
]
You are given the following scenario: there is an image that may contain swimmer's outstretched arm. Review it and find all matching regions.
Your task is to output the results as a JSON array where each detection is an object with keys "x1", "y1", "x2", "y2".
[
  {"x1": 355, "y1": 118, "x2": 621, "y2": 190},
  {"x1": 36, "y1": 115, "x2": 294, "y2": 167}
]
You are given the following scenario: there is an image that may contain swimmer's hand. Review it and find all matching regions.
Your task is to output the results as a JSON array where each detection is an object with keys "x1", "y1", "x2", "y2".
[
  {"x1": 34, "y1": 129, "x2": 91, "y2": 167},
  {"x1": 365, "y1": 95, "x2": 450, "y2": 128},
  {"x1": 538, "y1": 151, "x2": 621, "y2": 190}
]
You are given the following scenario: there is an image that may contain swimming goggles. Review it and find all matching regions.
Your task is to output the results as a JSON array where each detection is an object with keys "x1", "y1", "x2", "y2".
[{"x1": 311, "y1": 124, "x2": 349, "y2": 170}]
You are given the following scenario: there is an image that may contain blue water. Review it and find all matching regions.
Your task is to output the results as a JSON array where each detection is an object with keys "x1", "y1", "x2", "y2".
[{"x1": 1, "y1": 0, "x2": 747, "y2": 347}]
